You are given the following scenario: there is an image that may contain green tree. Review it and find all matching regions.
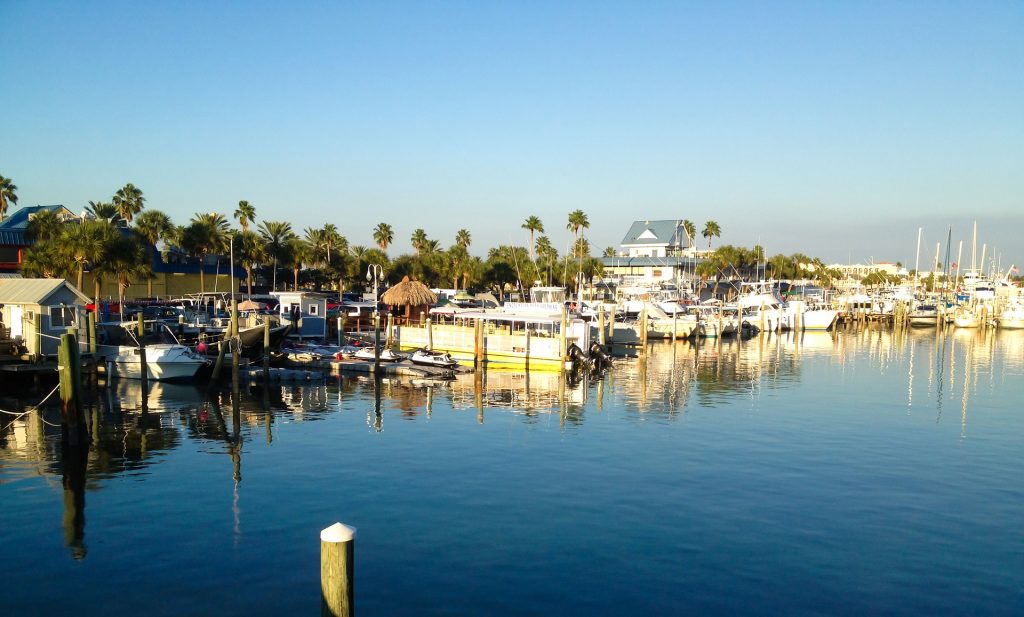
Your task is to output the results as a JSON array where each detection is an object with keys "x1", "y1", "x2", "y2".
[
  {"x1": 134, "y1": 210, "x2": 174, "y2": 296},
  {"x1": 682, "y1": 219, "x2": 697, "y2": 248},
  {"x1": 0, "y1": 174, "x2": 18, "y2": 223},
  {"x1": 234, "y1": 200, "x2": 256, "y2": 232},
  {"x1": 96, "y1": 234, "x2": 152, "y2": 318},
  {"x1": 455, "y1": 228, "x2": 471, "y2": 250},
  {"x1": 258, "y1": 220, "x2": 294, "y2": 291},
  {"x1": 702, "y1": 220, "x2": 721, "y2": 249},
  {"x1": 87, "y1": 200, "x2": 120, "y2": 223},
  {"x1": 64, "y1": 220, "x2": 117, "y2": 292},
  {"x1": 112, "y1": 183, "x2": 145, "y2": 225},
  {"x1": 181, "y1": 213, "x2": 230, "y2": 294},
  {"x1": 373, "y1": 222, "x2": 393, "y2": 252},
  {"x1": 410, "y1": 228, "x2": 429, "y2": 255},
  {"x1": 287, "y1": 236, "x2": 310, "y2": 291},
  {"x1": 566, "y1": 210, "x2": 589, "y2": 247},
  {"x1": 236, "y1": 229, "x2": 267, "y2": 298},
  {"x1": 25, "y1": 209, "x2": 65, "y2": 243},
  {"x1": 522, "y1": 215, "x2": 544, "y2": 261}
]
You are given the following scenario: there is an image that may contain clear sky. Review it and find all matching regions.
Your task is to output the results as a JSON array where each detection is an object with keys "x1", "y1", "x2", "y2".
[{"x1": 4, "y1": 1, "x2": 1022, "y2": 269}]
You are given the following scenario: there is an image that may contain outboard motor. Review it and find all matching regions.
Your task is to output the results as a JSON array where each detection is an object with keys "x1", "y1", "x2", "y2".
[{"x1": 588, "y1": 342, "x2": 611, "y2": 370}]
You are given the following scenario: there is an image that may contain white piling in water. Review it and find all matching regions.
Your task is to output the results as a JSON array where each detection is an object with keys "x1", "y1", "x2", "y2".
[{"x1": 321, "y1": 522, "x2": 356, "y2": 617}]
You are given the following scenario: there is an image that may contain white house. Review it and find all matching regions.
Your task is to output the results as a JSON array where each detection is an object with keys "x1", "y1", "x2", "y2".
[
  {"x1": 270, "y1": 291, "x2": 330, "y2": 339},
  {"x1": 601, "y1": 220, "x2": 702, "y2": 286}
]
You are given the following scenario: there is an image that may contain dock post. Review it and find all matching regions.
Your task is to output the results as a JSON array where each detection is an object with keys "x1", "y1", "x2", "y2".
[
  {"x1": 608, "y1": 305, "x2": 616, "y2": 343},
  {"x1": 426, "y1": 318, "x2": 433, "y2": 350},
  {"x1": 639, "y1": 307, "x2": 648, "y2": 350},
  {"x1": 58, "y1": 333, "x2": 87, "y2": 445},
  {"x1": 598, "y1": 309, "x2": 606, "y2": 347},
  {"x1": 524, "y1": 325, "x2": 531, "y2": 370},
  {"x1": 137, "y1": 313, "x2": 148, "y2": 385},
  {"x1": 373, "y1": 312, "x2": 381, "y2": 373},
  {"x1": 87, "y1": 311, "x2": 97, "y2": 378},
  {"x1": 320, "y1": 522, "x2": 356, "y2": 617},
  {"x1": 671, "y1": 310, "x2": 677, "y2": 342},
  {"x1": 560, "y1": 306, "x2": 568, "y2": 361},
  {"x1": 34, "y1": 312, "x2": 42, "y2": 363},
  {"x1": 263, "y1": 319, "x2": 271, "y2": 382},
  {"x1": 231, "y1": 297, "x2": 239, "y2": 387},
  {"x1": 337, "y1": 316, "x2": 343, "y2": 348},
  {"x1": 474, "y1": 319, "x2": 484, "y2": 367},
  {"x1": 385, "y1": 314, "x2": 394, "y2": 350}
]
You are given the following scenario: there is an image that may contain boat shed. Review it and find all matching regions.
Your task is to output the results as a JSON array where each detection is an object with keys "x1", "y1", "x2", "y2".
[
  {"x1": 270, "y1": 291, "x2": 330, "y2": 339},
  {"x1": 0, "y1": 278, "x2": 90, "y2": 358}
]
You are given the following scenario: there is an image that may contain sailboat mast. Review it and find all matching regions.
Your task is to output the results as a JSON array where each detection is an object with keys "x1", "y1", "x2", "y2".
[
  {"x1": 971, "y1": 221, "x2": 977, "y2": 273},
  {"x1": 914, "y1": 227, "x2": 922, "y2": 294}
]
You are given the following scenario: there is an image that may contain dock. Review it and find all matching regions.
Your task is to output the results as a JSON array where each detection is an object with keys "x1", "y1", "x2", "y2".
[{"x1": 285, "y1": 356, "x2": 473, "y2": 378}]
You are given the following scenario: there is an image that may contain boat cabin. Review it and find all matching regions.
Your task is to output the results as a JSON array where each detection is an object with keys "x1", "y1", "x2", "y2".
[
  {"x1": 270, "y1": 291, "x2": 330, "y2": 339},
  {"x1": 0, "y1": 278, "x2": 90, "y2": 359}
]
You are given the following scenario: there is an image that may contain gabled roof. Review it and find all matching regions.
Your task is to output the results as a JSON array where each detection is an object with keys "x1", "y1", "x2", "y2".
[
  {"x1": 620, "y1": 220, "x2": 686, "y2": 246},
  {"x1": 0, "y1": 205, "x2": 75, "y2": 230},
  {"x1": 0, "y1": 278, "x2": 90, "y2": 305}
]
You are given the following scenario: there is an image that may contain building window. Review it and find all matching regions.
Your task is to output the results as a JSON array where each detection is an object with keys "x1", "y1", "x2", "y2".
[
  {"x1": 652, "y1": 269, "x2": 662, "y2": 278},
  {"x1": 308, "y1": 304, "x2": 319, "y2": 316},
  {"x1": 50, "y1": 306, "x2": 76, "y2": 328}
]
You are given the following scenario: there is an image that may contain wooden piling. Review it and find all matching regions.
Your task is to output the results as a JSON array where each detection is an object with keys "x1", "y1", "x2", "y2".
[
  {"x1": 608, "y1": 306, "x2": 616, "y2": 343},
  {"x1": 426, "y1": 318, "x2": 433, "y2": 350},
  {"x1": 320, "y1": 522, "x2": 356, "y2": 617},
  {"x1": 262, "y1": 319, "x2": 271, "y2": 381},
  {"x1": 598, "y1": 309, "x2": 606, "y2": 347},
  {"x1": 373, "y1": 312, "x2": 381, "y2": 373},
  {"x1": 34, "y1": 312, "x2": 42, "y2": 363},
  {"x1": 58, "y1": 333, "x2": 87, "y2": 445},
  {"x1": 231, "y1": 297, "x2": 239, "y2": 386},
  {"x1": 137, "y1": 313, "x2": 148, "y2": 384},
  {"x1": 639, "y1": 307, "x2": 649, "y2": 349},
  {"x1": 559, "y1": 306, "x2": 568, "y2": 360},
  {"x1": 474, "y1": 319, "x2": 484, "y2": 367}
]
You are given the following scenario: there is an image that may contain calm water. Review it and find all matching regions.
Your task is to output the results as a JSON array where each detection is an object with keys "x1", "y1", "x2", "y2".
[{"x1": 2, "y1": 328, "x2": 1022, "y2": 616}]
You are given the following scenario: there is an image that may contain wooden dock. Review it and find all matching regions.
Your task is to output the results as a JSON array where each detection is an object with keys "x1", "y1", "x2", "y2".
[{"x1": 286, "y1": 356, "x2": 472, "y2": 378}]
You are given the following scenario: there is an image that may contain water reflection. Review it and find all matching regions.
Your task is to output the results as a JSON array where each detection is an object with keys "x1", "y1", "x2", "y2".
[{"x1": 1, "y1": 327, "x2": 1021, "y2": 562}]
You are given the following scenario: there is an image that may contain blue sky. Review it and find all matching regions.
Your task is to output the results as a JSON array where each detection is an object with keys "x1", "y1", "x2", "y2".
[{"x1": 4, "y1": 1, "x2": 1022, "y2": 269}]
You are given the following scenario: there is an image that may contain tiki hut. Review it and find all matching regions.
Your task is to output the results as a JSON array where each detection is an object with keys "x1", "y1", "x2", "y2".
[{"x1": 382, "y1": 276, "x2": 437, "y2": 324}]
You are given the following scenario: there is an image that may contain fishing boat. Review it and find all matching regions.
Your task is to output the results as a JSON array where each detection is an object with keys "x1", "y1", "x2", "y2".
[
  {"x1": 105, "y1": 343, "x2": 208, "y2": 381},
  {"x1": 410, "y1": 348, "x2": 459, "y2": 369},
  {"x1": 998, "y1": 303, "x2": 1024, "y2": 329},
  {"x1": 354, "y1": 347, "x2": 405, "y2": 362},
  {"x1": 907, "y1": 304, "x2": 940, "y2": 327}
]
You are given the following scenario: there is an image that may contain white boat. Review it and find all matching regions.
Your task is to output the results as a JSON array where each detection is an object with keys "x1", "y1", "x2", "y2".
[
  {"x1": 907, "y1": 304, "x2": 939, "y2": 327},
  {"x1": 354, "y1": 347, "x2": 405, "y2": 362},
  {"x1": 411, "y1": 348, "x2": 459, "y2": 369},
  {"x1": 737, "y1": 281, "x2": 792, "y2": 332},
  {"x1": 998, "y1": 304, "x2": 1024, "y2": 329},
  {"x1": 107, "y1": 343, "x2": 208, "y2": 381},
  {"x1": 953, "y1": 309, "x2": 981, "y2": 328},
  {"x1": 785, "y1": 300, "x2": 838, "y2": 331}
]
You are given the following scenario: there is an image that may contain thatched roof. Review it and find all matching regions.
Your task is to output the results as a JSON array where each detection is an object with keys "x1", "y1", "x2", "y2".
[{"x1": 382, "y1": 276, "x2": 437, "y2": 306}]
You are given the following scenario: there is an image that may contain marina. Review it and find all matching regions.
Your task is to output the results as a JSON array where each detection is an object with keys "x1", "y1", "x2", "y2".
[{"x1": 2, "y1": 326, "x2": 1022, "y2": 615}]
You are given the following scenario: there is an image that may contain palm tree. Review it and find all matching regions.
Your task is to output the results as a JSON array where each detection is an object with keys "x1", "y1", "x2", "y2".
[
  {"x1": 133, "y1": 210, "x2": 174, "y2": 296},
  {"x1": 258, "y1": 220, "x2": 294, "y2": 291},
  {"x1": 112, "y1": 183, "x2": 145, "y2": 225},
  {"x1": 96, "y1": 234, "x2": 151, "y2": 318},
  {"x1": 25, "y1": 209, "x2": 64, "y2": 243},
  {"x1": 181, "y1": 213, "x2": 230, "y2": 294},
  {"x1": 522, "y1": 216, "x2": 543, "y2": 262},
  {"x1": 64, "y1": 220, "x2": 117, "y2": 292},
  {"x1": 0, "y1": 174, "x2": 18, "y2": 223},
  {"x1": 455, "y1": 229, "x2": 471, "y2": 250},
  {"x1": 682, "y1": 220, "x2": 696, "y2": 248},
  {"x1": 287, "y1": 236, "x2": 310, "y2": 290},
  {"x1": 702, "y1": 220, "x2": 721, "y2": 249},
  {"x1": 566, "y1": 209, "x2": 589, "y2": 245},
  {"x1": 603, "y1": 246, "x2": 615, "y2": 258},
  {"x1": 410, "y1": 228, "x2": 428, "y2": 255},
  {"x1": 234, "y1": 200, "x2": 256, "y2": 232},
  {"x1": 373, "y1": 222, "x2": 393, "y2": 252},
  {"x1": 87, "y1": 200, "x2": 120, "y2": 223},
  {"x1": 321, "y1": 223, "x2": 344, "y2": 267},
  {"x1": 535, "y1": 235, "x2": 557, "y2": 286},
  {"x1": 236, "y1": 229, "x2": 267, "y2": 298}
]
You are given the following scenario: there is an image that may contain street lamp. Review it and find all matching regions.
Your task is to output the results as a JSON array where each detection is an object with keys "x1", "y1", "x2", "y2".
[{"x1": 366, "y1": 264, "x2": 384, "y2": 372}]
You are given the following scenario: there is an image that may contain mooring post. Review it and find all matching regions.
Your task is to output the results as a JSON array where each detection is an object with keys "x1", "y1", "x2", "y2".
[
  {"x1": 426, "y1": 318, "x2": 433, "y2": 350},
  {"x1": 373, "y1": 312, "x2": 381, "y2": 373},
  {"x1": 474, "y1": 319, "x2": 484, "y2": 367},
  {"x1": 337, "y1": 316, "x2": 343, "y2": 347},
  {"x1": 320, "y1": 521, "x2": 355, "y2": 617},
  {"x1": 559, "y1": 306, "x2": 568, "y2": 361},
  {"x1": 87, "y1": 311, "x2": 97, "y2": 379},
  {"x1": 385, "y1": 313, "x2": 394, "y2": 350},
  {"x1": 262, "y1": 319, "x2": 271, "y2": 382},
  {"x1": 34, "y1": 312, "x2": 42, "y2": 363},
  {"x1": 639, "y1": 306, "x2": 648, "y2": 350},
  {"x1": 231, "y1": 296, "x2": 239, "y2": 387},
  {"x1": 58, "y1": 333, "x2": 87, "y2": 446},
  {"x1": 137, "y1": 313, "x2": 148, "y2": 385},
  {"x1": 598, "y1": 308, "x2": 606, "y2": 347}
]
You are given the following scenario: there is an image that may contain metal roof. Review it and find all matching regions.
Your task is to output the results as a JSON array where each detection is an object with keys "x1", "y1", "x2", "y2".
[
  {"x1": 0, "y1": 205, "x2": 74, "y2": 229},
  {"x1": 0, "y1": 278, "x2": 90, "y2": 305},
  {"x1": 0, "y1": 228, "x2": 26, "y2": 245},
  {"x1": 620, "y1": 220, "x2": 686, "y2": 246},
  {"x1": 601, "y1": 256, "x2": 699, "y2": 268}
]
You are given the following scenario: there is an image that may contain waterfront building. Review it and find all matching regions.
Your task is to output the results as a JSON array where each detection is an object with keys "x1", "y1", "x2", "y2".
[
  {"x1": 0, "y1": 205, "x2": 78, "y2": 273},
  {"x1": 599, "y1": 219, "x2": 704, "y2": 288},
  {"x1": 0, "y1": 277, "x2": 90, "y2": 358}
]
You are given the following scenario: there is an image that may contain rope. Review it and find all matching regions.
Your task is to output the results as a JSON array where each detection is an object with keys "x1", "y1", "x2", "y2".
[{"x1": 0, "y1": 383, "x2": 63, "y2": 431}]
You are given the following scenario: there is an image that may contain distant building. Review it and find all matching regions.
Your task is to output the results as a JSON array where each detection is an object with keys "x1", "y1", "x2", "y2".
[
  {"x1": 0, "y1": 205, "x2": 78, "y2": 273},
  {"x1": 828, "y1": 262, "x2": 907, "y2": 280},
  {"x1": 600, "y1": 220, "x2": 704, "y2": 285}
]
